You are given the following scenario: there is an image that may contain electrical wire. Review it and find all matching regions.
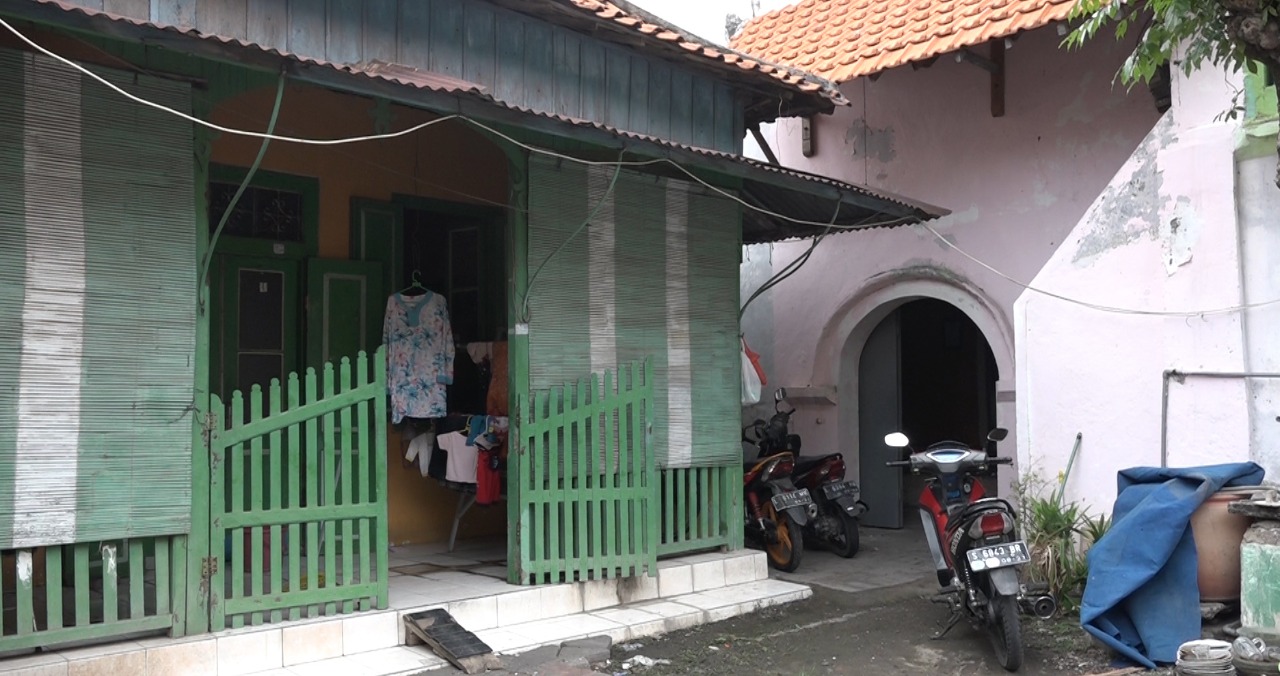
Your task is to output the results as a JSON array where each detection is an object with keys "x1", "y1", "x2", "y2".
[
  {"x1": 197, "y1": 70, "x2": 286, "y2": 308},
  {"x1": 10, "y1": 16, "x2": 1280, "y2": 318},
  {"x1": 520, "y1": 157, "x2": 626, "y2": 323},
  {"x1": 739, "y1": 199, "x2": 850, "y2": 317},
  {"x1": 0, "y1": 16, "x2": 907, "y2": 232},
  {"x1": 0, "y1": 17, "x2": 464, "y2": 145},
  {"x1": 923, "y1": 223, "x2": 1280, "y2": 317}
]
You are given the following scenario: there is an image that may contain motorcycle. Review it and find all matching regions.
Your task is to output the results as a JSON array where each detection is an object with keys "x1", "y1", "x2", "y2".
[
  {"x1": 884, "y1": 428, "x2": 1056, "y2": 672},
  {"x1": 747, "y1": 389, "x2": 867, "y2": 558},
  {"x1": 742, "y1": 392, "x2": 815, "y2": 572}
]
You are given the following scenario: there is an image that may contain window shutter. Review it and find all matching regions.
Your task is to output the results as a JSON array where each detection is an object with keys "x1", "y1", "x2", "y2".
[
  {"x1": 526, "y1": 156, "x2": 742, "y2": 467},
  {"x1": 0, "y1": 49, "x2": 196, "y2": 547}
]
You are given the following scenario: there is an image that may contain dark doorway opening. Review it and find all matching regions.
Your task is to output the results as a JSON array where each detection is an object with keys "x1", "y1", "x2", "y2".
[{"x1": 858, "y1": 298, "x2": 998, "y2": 528}]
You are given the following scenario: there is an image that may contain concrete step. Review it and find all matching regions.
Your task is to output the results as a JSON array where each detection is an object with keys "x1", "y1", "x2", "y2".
[
  {"x1": 248, "y1": 577, "x2": 812, "y2": 675},
  {"x1": 0, "y1": 550, "x2": 800, "y2": 676}
]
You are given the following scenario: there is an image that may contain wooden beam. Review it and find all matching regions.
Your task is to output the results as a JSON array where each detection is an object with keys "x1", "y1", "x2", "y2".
[
  {"x1": 748, "y1": 123, "x2": 781, "y2": 165},
  {"x1": 990, "y1": 39, "x2": 1006, "y2": 118},
  {"x1": 955, "y1": 48, "x2": 999, "y2": 73},
  {"x1": 910, "y1": 56, "x2": 939, "y2": 71}
]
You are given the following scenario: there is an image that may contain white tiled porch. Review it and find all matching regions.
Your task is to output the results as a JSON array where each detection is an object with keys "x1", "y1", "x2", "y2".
[{"x1": 0, "y1": 541, "x2": 810, "y2": 676}]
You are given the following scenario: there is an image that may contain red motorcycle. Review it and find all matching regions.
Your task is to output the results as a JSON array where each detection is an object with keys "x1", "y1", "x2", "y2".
[
  {"x1": 742, "y1": 390, "x2": 815, "y2": 572},
  {"x1": 885, "y1": 429, "x2": 1055, "y2": 672},
  {"x1": 749, "y1": 389, "x2": 867, "y2": 557}
]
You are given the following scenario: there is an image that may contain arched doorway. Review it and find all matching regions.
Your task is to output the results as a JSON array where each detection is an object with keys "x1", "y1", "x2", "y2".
[{"x1": 856, "y1": 299, "x2": 999, "y2": 528}]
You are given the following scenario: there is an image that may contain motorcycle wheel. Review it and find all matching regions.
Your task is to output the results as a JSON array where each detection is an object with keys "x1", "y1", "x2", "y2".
[
  {"x1": 761, "y1": 501, "x2": 803, "y2": 572},
  {"x1": 828, "y1": 512, "x2": 860, "y2": 558},
  {"x1": 989, "y1": 593, "x2": 1024, "y2": 672}
]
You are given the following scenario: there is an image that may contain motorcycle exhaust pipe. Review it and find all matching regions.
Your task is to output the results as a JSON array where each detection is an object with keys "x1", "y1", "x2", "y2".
[{"x1": 1020, "y1": 595, "x2": 1057, "y2": 619}]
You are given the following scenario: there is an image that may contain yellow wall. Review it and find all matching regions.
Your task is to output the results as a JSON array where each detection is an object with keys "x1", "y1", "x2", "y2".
[{"x1": 210, "y1": 83, "x2": 511, "y2": 546}]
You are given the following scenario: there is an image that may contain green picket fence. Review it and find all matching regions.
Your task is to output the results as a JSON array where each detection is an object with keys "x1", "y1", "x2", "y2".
[
  {"x1": 658, "y1": 465, "x2": 743, "y2": 556},
  {"x1": 0, "y1": 536, "x2": 181, "y2": 652},
  {"x1": 208, "y1": 348, "x2": 388, "y2": 631},
  {"x1": 511, "y1": 361, "x2": 659, "y2": 585}
]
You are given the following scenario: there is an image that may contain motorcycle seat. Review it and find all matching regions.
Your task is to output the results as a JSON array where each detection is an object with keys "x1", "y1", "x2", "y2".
[{"x1": 793, "y1": 454, "x2": 840, "y2": 476}]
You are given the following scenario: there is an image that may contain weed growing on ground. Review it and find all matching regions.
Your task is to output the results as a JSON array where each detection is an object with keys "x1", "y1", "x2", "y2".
[{"x1": 1014, "y1": 461, "x2": 1111, "y2": 613}]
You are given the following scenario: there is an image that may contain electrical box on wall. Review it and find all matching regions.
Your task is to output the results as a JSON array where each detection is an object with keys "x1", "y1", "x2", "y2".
[{"x1": 801, "y1": 117, "x2": 814, "y2": 157}]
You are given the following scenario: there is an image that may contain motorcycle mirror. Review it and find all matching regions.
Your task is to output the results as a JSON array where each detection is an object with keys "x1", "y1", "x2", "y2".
[
  {"x1": 884, "y1": 432, "x2": 910, "y2": 448},
  {"x1": 987, "y1": 427, "x2": 1009, "y2": 442},
  {"x1": 774, "y1": 388, "x2": 787, "y2": 402}
]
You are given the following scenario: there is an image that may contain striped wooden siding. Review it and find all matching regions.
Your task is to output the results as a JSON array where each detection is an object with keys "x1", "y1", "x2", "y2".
[{"x1": 72, "y1": 0, "x2": 745, "y2": 153}]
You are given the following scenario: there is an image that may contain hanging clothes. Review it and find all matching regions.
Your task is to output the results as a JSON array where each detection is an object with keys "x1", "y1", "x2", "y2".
[
  {"x1": 447, "y1": 345, "x2": 488, "y2": 414},
  {"x1": 404, "y1": 431, "x2": 436, "y2": 478},
  {"x1": 437, "y1": 431, "x2": 478, "y2": 484},
  {"x1": 384, "y1": 291, "x2": 454, "y2": 423},
  {"x1": 486, "y1": 342, "x2": 509, "y2": 416},
  {"x1": 475, "y1": 446, "x2": 502, "y2": 505}
]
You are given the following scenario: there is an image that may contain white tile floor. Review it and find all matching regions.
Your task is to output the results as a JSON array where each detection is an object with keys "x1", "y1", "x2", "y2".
[{"x1": 0, "y1": 546, "x2": 806, "y2": 676}]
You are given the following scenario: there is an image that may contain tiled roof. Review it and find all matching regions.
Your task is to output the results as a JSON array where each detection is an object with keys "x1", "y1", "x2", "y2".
[
  {"x1": 7, "y1": 0, "x2": 944, "y2": 243},
  {"x1": 560, "y1": 0, "x2": 845, "y2": 105},
  {"x1": 730, "y1": 0, "x2": 1076, "y2": 83}
]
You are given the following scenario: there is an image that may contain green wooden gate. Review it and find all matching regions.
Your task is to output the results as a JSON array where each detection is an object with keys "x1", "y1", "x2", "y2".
[
  {"x1": 207, "y1": 349, "x2": 388, "y2": 630},
  {"x1": 511, "y1": 361, "x2": 658, "y2": 584}
]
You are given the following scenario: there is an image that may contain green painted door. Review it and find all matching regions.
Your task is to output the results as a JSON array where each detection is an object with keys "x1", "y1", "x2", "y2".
[
  {"x1": 209, "y1": 255, "x2": 302, "y2": 403},
  {"x1": 305, "y1": 259, "x2": 384, "y2": 370},
  {"x1": 304, "y1": 258, "x2": 383, "y2": 508}
]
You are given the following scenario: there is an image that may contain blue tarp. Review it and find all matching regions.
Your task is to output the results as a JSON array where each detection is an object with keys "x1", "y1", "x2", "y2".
[{"x1": 1080, "y1": 462, "x2": 1265, "y2": 668}]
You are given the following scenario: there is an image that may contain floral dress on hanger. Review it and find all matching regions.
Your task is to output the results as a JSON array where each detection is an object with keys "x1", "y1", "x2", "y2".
[{"x1": 384, "y1": 291, "x2": 454, "y2": 423}]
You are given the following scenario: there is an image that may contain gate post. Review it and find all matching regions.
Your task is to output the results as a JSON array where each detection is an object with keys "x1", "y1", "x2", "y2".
[
  {"x1": 503, "y1": 144, "x2": 530, "y2": 585},
  {"x1": 184, "y1": 120, "x2": 214, "y2": 637}
]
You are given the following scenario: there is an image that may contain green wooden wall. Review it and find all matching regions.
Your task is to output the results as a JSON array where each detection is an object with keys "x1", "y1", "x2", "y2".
[
  {"x1": 525, "y1": 156, "x2": 742, "y2": 468},
  {"x1": 65, "y1": 0, "x2": 746, "y2": 154},
  {"x1": 0, "y1": 48, "x2": 197, "y2": 548}
]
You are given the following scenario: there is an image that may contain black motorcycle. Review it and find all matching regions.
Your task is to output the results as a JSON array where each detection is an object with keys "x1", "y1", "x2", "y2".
[{"x1": 746, "y1": 389, "x2": 868, "y2": 558}]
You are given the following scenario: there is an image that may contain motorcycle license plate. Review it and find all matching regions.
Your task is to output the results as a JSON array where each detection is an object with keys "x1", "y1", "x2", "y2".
[
  {"x1": 966, "y1": 541, "x2": 1030, "y2": 571},
  {"x1": 822, "y1": 480, "x2": 859, "y2": 500},
  {"x1": 771, "y1": 489, "x2": 813, "y2": 511}
]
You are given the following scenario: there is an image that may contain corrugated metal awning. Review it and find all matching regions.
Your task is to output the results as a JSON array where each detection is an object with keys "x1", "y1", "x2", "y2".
[{"x1": 1, "y1": 0, "x2": 948, "y2": 243}]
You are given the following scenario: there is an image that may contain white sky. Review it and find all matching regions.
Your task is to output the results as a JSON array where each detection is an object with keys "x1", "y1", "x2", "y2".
[{"x1": 630, "y1": 0, "x2": 794, "y2": 46}]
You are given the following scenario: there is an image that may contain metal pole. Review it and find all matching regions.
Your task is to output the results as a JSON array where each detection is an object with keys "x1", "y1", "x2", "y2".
[{"x1": 1160, "y1": 370, "x2": 1280, "y2": 467}]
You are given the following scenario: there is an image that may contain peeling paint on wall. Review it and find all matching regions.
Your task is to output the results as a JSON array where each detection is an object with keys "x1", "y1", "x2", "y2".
[
  {"x1": 1071, "y1": 116, "x2": 1176, "y2": 265},
  {"x1": 1162, "y1": 196, "x2": 1200, "y2": 273},
  {"x1": 843, "y1": 118, "x2": 897, "y2": 163},
  {"x1": 1057, "y1": 73, "x2": 1097, "y2": 127},
  {"x1": 1031, "y1": 179, "x2": 1059, "y2": 207}
]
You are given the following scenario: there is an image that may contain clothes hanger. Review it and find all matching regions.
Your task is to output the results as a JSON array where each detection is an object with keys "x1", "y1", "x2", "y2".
[{"x1": 399, "y1": 270, "x2": 428, "y2": 297}]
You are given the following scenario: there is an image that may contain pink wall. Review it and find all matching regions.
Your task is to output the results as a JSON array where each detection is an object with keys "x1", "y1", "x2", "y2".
[
  {"x1": 746, "y1": 24, "x2": 1160, "y2": 501},
  {"x1": 1015, "y1": 61, "x2": 1256, "y2": 512}
]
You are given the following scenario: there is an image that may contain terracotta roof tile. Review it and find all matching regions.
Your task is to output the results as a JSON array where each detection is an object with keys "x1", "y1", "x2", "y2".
[{"x1": 732, "y1": 0, "x2": 1074, "y2": 81}]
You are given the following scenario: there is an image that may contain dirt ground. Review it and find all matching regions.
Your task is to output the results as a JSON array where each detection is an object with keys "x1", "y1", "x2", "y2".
[{"x1": 604, "y1": 577, "x2": 1158, "y2": 676}]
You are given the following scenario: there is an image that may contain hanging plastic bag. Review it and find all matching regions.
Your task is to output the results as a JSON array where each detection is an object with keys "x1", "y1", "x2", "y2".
[
  {"x1": 742, "y1": 337, "x2": 767, "y2": 387},
  {"x1": 741, "y1": 340, "x2": 762, "y2": 406}
]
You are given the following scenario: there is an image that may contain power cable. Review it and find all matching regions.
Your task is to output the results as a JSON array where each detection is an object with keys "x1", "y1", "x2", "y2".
[
  {"x1": 197, "y1": 70, "x2": 286, "y2": 311},
  {"x1": 520, "y1": 157, "x2": 626, "y2": 323},
  {"x1": 0, "y1": 16, "x2": 907, "y2": 232},
  {"x1": 9, "y1": 16, "x2": 1280, "y2": 317},
  {"x1": 923, "y1": 223, "x2": 1280, "y2": 317}
]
